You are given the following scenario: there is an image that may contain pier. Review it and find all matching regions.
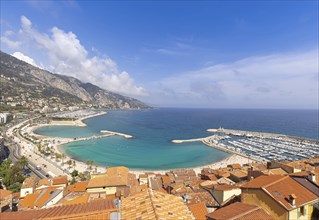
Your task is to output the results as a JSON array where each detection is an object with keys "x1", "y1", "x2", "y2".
[
  {"x1": 100, "y1": 130, "x2": 134, "y2": 138},
  {"x1": 172, "y1": 138, "x2": 204, "y2": 143}
]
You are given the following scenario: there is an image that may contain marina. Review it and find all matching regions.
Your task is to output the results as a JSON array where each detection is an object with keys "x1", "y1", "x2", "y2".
[{"x1": 173, "y1": 128, "x2": 319, "y2": 163}]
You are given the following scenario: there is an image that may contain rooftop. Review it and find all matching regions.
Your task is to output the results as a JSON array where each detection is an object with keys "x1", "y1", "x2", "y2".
[
  {"x1": 0, "y1": 189, "x2": 12, "y2": 199},
  {"x1": 66, "y1": 181, "x2": 88, "y2": 193},
  {"x1": 52, "y1": 176, "x2": 68, "y2": 185},
  {"x1": 241, "y1": 175, "x2": 319, "y2": 210},
  {"x1": 188, "y1": 202, "x2": 208, "y2": 220},
  {"x1": 121, "y1": 189, "x2": 195, "y2": 219},
  {"x1": 87, "y1": 166, "x2": 129, "y2": 188},
  {"x1": 1, "y1": 198, "x2": 117, "y2": 220},
  {"x1": 37, "y1": 178, "x2": 51, "y2": 187},
  {"x1": 206, "y1": 202, "x2": 273, "y2": 220},
  {"x1": 213, "y1": 184, "x2": 240, "y2": 191},
  {"x1": 22, "y1": 177, "x2": 37, "y2": 189},
  {"x1": 34, "y1": 187, "x2": 62, "y2": 208}
]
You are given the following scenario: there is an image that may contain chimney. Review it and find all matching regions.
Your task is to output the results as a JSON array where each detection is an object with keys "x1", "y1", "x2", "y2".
[
  {"x1": 289, "y1": 194, "x2": 297, "y2": 206},
  {"x1": 308, "y1": 171, "x2": 316, "y2": 183},
  {"x1": 248, "y1": 167, "x2": 253, "y2": 181},
  {"x1": 266, "y1": 162, "x2": 271, "y2": 169}
]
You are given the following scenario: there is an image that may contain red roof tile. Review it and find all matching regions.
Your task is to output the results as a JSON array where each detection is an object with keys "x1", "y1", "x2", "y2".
[
  {"x1": 206, "y1": 202, "x2": 273, "y2": 220},
  {"x1": 188, "y1": 202, "x2": 208, "y2": 220},
  {"x1": 0, "y1": 198, "x2": 117, "y2": 220},
  {"x1": 52, "y1": 176, "x2": 68, "y2": 185},
  {"x1": 242, "y1": 175, "x2": 319, "y2": 210}
]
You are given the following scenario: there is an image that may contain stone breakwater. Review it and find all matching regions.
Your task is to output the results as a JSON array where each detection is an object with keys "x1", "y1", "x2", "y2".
[{"x1": 100, "y1": 130, "x2": 134, "y2": 138}]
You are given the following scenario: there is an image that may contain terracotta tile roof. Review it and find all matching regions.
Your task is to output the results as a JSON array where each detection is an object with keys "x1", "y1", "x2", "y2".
[
  {"x1": 213, "y1": 184, "x2": 240, "y2": 191},
  {"x1": 262, "y1": 168, "x2": 288, "y2": 175},
  {"x1": 121, "y1": 189, "x2": 195, "y2": 219},
  {"x1": 200, "y1": 180, "x2": 216, "y2": 188},
  {"x1": 0, "y1": 189, "x2": 12, "y2": 198},
  {"x1": 162, "y1": 175, "x2": 171, "y2": 186},
  {"x1": 34, "y1": 187, "x2": 62, "y2": 208},
  {"x1": 242, "y1": 175, "x2": 319, "y2": 210},
  {"x1": 87, "y1": 166, "x2": 129, "y2": 188},
  {"x1": 0, "y1": 198, "x2": 117, "y2": 220},
  {"x1": 63, "y1": 193, "x2": 89, "y2": 205},
  {"x1": 241, "y1": 175, "x2": 285, "y2": 188},
  {"x1": 187, "y1": 191, "x2": 218, "y2": 206},
  {"x1": 22, "y1": 177, "x2": 37, "y2": 189},
  {"x1": 206, "y1": 174, "x2": 218, "y2": 181},
  {"x1": 188, "y1": 202, "x2": 208, "y2": 220},
  {"x1": 228, "y1": 163, "x2": 242, "y2": 169},
  {"x1": 20, "y1": 193, "x2": 39, "y2": 209},
  {"x1": 230, "y1": 170, "x2": 248, "y2": 178},
  {"x1": 288, "y1": 171, "x2": 310, "y2": 177},
  {"x1": 217, "y1": 177, "x2": 235, "y2": 185},
  {"x1": 67, "y1": 181, "x2": 88, "y2": 192},
  {"x1": 206, "y1": 202, "x2": 273, "y2": 220},
  {"x1": 37, "y1": 178, "x2": 51, "y2": 187},
  {"x1": 52, "y1": 176, "x2": 68, "y2": 185},
  {"x1": 236, "y1": 207, "x2": 274, "y2": 220}
]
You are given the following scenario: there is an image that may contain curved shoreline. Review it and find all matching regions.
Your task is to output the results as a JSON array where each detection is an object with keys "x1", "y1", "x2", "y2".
[{"x1": 25, "y1": 112, "x2": 242, "y2": 175}]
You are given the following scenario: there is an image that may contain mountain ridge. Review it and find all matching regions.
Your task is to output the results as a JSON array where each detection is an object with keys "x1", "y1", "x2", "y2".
[{"x1": 0, "y1": 51, "x2": 149, "y2": 111}]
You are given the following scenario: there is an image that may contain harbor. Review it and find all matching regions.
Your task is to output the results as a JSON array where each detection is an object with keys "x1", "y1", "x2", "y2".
[{"x1": 173, "y1": 128, "x2": 319, "y2": 163}]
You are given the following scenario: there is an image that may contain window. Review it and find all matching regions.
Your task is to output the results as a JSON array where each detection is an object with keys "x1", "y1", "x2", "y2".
[
  {"x1": 298, "y1": 206, "x2": 306, "y2": 218},
  {"x1": 300, "y1": 206, "x2": 305, "y2": 216}
]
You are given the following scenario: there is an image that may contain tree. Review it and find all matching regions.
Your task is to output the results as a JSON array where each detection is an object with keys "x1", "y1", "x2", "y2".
[
  {"x1": 71, "y1": 170, "x2": 78, "y2": 177},
  {"x1": 70, "y1": 177, "x2": 76, "y2": 185},
  {"x1": 86, "y1": 160, "x2": 93, "y2": 170},
  {"x1": 1, "y1": 162, "x2": 25, "y2": 192},
  {"x1": 17, "y1": 156, "x2": 28, "y2": 170},
  {"x1": 66, "y1": 160, "x2": 73, "y2": 169},
  {"x1": 55, "y1": 153, "x2": 61, "y2": 162},
  {"x1": 72, "y1": 160, "x2": 76, "y2": 171},
  {"x1": 78, "y1": 172, "x2": 86, "y2": 181},
  {"x1": 7, "y1": 182, "x2": 22, "y2": 193},
  {"x1": 0, "y1": 159, "x2": 12, "y2": 178}
]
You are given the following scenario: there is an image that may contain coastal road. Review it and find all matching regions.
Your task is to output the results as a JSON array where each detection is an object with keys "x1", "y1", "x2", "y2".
[{"x1": 4, "y1": 116, "x2": 66, "y2": 179}]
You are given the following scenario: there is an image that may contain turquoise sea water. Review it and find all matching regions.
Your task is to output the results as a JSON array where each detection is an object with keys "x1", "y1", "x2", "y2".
[{"x1": 35, "y1": 108, "x2": 319, "y2": 170}]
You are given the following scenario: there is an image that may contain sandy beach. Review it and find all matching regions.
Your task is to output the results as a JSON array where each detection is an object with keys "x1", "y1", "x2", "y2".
[{"x1": 48, "y1": 111, "x2": 107, "y2": 127}]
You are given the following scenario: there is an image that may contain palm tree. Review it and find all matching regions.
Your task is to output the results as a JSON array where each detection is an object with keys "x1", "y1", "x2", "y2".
[
  {"x1": 72, "y1": 160, "x2": 76, "y2": 171},
  {"x1": 66, "y1": 160, "x2": 72, "y2": 169},
  {"x1": 18, "y1": 156, "x2": 28, "y2": 170},
  {"x1": 86, "y1": 160, "x2": 93, "y2": 170}
]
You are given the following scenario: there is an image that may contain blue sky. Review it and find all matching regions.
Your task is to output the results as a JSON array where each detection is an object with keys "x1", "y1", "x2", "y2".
[{"x1": 1, "y1": 1, "x2": 318, "y2": 109}]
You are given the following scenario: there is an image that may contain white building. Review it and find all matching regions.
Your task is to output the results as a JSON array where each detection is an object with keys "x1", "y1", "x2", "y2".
[{"x1": 0, "y1": 113, "x2": 13, "y2": 124}]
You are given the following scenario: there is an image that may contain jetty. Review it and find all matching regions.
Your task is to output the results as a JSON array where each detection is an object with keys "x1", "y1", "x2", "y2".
[
  {"x1": 73, "y1": 134, "x2": 113, "y2": 142},
  {"x1": 101, "y1": 130, "x2": 134, "y2": 139},
  {"x1": 172, "y1": 138, "x2": 204, "y2": 143}
]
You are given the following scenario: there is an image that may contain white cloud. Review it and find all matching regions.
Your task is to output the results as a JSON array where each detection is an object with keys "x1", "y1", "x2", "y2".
[
  {"x1": 147, "y1": 50, "x2": 318, "y2": 108},
  {"x1": 0, "y1": 36, "x2": 21, "y2": 49},
  {"x1": 12, "y1": 51, "x2": 39, "y2": 67},
  {"x1": 2, "y1": 15, "x2": 147, "y2": 96}
]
